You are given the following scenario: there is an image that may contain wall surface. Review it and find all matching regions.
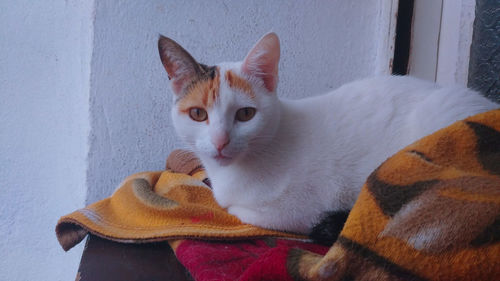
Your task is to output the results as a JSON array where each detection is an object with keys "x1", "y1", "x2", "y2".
[
  {"x1": 0, "y1": 1, "x2": 93, "y2": 280},
  {"x1": 0, "y1": 1, "x2": 488, "y2": 279},
  {"x1": 87, "y1": 0, "x2": 389, "y2": 203},
  {"x1": 0, "y1": 1, "x2": 392, "y2": 279}
]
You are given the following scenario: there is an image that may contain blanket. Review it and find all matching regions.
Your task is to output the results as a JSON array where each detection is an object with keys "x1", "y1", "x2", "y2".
[
  {"x1": 300, "y1": 109, "x2": 500, "y2": 281},
  {"x1": 56, "y1": 150, "x2": 305, "y2": 251},
  {"x1": 57, "y1": 109, "x2": 500, "y2": 281}
]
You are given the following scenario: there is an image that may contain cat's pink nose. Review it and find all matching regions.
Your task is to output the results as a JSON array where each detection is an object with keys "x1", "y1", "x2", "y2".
[{"x1": 212, "y1": 132, "x2": 230, "y2": 152}]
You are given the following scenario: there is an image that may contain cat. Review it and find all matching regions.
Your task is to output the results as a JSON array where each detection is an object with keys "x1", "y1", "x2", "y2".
[{"x1": 157, "y1": 32, "x2": 498, "y2": 236}]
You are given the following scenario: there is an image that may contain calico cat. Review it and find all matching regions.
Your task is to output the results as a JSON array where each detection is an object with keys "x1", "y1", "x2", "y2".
[{"x1": 158, "y1": 32, "x2": 498, "y2": 235}]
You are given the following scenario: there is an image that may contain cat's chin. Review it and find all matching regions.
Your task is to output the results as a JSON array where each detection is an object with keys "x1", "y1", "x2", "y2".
[{"x1": 212, "y1": 155, "x2": 234, "y2": 166}]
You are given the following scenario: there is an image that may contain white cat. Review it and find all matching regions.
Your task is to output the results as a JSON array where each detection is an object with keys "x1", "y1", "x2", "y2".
[{"x1": 158, "y1": 32, "x2": 498, "y2": 234}]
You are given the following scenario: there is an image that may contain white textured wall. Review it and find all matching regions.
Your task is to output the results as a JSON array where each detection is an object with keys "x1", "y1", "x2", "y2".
[
  {"x1": 0, "y1": 1, "x2": 391, "y2": 279},
  {"x1": 87, "y1": 0, "x2": 388, "y2": 203},
  {"x1": 0, "y1": 1, "x2": 93, "y2": 280}
]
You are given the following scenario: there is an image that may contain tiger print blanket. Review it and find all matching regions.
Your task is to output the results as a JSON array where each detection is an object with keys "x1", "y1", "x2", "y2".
[
  {"x1": 298, "y1": 109, "x2": 500, "y2": 281},
  {"x1": 57, "y1": 109, "x2": 500, "y2": 281}
]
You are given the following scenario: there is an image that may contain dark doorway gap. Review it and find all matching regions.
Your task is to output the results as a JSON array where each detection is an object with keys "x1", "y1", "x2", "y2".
[{"x1": 392, "y1": 0, "x2": 415, "y2": 75}]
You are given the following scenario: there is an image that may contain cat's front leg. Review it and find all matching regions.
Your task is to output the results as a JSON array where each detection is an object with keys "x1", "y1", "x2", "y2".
[
  {"x1": 227, "y1": 204, "x2": 309, "y2": 233},
  {"x1": 227, "y1": 205, "x2": 262, "y2": 223},
  {"x1": 227, "y1": 205, "x2": 266, "y2": 227}
]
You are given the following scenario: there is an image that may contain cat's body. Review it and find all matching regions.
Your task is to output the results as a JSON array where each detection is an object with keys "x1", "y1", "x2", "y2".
[
  {"x1": 158, "y1": 33, "x2": 498, "y2": 234},
  {"x1": 203, "y1": 75, "x2": 497, "y2": 234}
]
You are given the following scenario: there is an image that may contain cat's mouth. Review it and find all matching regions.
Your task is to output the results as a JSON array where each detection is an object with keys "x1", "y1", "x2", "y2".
[
  {"x1": 214, "y1": 154, "x2": 231, "y2": 160},
  {"x1": 213, "y1": 153, "x2": 232, "y2": 164}
]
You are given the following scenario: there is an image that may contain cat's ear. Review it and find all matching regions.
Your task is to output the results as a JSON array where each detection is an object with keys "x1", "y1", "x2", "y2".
[
  {"x1": 158, "y1": 35, "x2": 203, "y2": 96},
  {"x1": 241, "y1": 32, "x2": 280, "y2": 92}
]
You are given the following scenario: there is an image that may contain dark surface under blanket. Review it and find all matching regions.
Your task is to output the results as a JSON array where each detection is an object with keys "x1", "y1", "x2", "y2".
[{"x1": 77, "y1": 234, "x2": 193, "y2": 281}]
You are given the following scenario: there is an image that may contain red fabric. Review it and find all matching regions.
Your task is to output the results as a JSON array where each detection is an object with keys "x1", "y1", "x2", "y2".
[{"x1": 175, "y1": 239, "x2": 329, "y2": 281}]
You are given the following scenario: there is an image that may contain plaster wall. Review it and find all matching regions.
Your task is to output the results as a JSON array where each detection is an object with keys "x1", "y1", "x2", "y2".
[
  {"x1": 87, "y1": 0, "x2": 390, "y2": 203},
  {"x1": 0, "y1": 1, "x2": 393, "y2": 279},
  {"x1": 0, "y1": 1, "x2": 93, "y2": 280}
]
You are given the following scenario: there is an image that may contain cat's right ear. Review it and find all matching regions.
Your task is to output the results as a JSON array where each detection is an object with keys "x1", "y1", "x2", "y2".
[
  {"x1": 241, "y1": 32, "x2": 280, "y2": 93},
  {"x1": 158, "y1": 35, "x2": 202, "y2": 96}
]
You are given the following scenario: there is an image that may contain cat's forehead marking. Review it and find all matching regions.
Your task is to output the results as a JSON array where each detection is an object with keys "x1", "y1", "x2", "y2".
[
  {"x1": 225, "y1": 70, "x2": 255, "y2": 100},
  {"x1": 177, "y1": 67, "x2": 220, "y2": 112}
]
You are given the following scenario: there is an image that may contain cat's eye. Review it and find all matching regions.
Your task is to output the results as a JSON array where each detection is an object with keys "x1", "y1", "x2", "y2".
[
  {"x1": 235, "y1": 107, "x2": 256, "y2": 122},
  {"x1": 189, "y1": 107, "x2": 208, "y2": 122}
]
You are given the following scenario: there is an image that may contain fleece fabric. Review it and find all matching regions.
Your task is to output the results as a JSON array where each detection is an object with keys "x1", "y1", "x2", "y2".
[
  {"x1": 56, "y1": 150, "x2": 305, "y2": 251},
  {"x1": 56, "y1": 109, "x2": 500, "y2": 281},
  {"x1": 301, "y1": 109, "x2": 500, "y2": 281}
]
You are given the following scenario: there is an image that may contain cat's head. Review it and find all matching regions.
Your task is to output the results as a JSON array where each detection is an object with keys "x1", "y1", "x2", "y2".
[{"x1": 158, "y1": 33, "x2": 281, "y2": 166}]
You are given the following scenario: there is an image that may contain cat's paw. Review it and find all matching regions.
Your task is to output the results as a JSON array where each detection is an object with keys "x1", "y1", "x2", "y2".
[{"x1": 227, "y1": 206, "x2": 263, "y2": 226}]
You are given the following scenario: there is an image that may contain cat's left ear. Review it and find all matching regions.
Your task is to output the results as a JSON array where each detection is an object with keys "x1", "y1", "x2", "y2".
[
  {"x1": 241, "y1": 32, "x2": 280, "y2": 93},
  {"x1": 158, "y1": 35, "x2": 204, "y2": 96}
]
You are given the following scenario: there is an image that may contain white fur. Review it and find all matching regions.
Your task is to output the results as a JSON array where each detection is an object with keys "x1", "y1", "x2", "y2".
[
  {"x1": 169, "y1": 44, "x2": 498, "y2": 235},
  {"x1": 173, "y1": 73, "x2": 498, "y2": 234}
]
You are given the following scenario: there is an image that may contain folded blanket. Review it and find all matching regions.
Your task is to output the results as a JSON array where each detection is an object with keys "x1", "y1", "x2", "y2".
[
  {"x1": 57, "y1": 109, "x2": 500, "y2": 281},
  {"x1": 56, "y1": 150, "x2": 305, "y2": 251},
  {"x1": 57, "y1": 150, "x2": 318, "y2": 280}
]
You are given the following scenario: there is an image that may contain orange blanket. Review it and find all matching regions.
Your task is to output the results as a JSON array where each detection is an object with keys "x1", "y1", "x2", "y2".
[
  {"x1": 57, "y1": 109, "x2": 500, "y2": 281},
  {"x1": 56, "y1": 150, "x2": 304, "y2": 251}
]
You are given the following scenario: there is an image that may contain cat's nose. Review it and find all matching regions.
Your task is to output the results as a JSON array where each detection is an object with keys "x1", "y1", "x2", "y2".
[{"x1": 212, "y1": 132, "x2": 230, "y2": 152}]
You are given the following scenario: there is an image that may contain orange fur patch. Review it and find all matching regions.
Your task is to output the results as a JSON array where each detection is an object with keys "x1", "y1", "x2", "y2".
[
  {"x1": 178, "y1": 68, "x2": 220, "y2": 114},
  {"x1": 225, "y1": 70, "x2": 255, "y2": 99}
]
